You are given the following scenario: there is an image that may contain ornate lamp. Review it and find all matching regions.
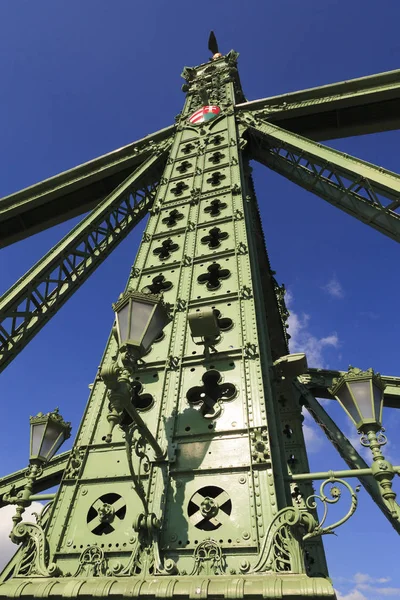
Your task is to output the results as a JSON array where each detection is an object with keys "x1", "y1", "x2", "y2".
[
  {"x1": 113, "y1": 290, "x2": 171, "y2": 359},
  {"x1": 4, "y1": 409, "x2": 71, "y2": 533},
  {"x1": 29, "y1": 408, "x2": 71, "y2": 464},
  {"x1": 330, "y1": 366, "x2": 385, "y2": 431}
]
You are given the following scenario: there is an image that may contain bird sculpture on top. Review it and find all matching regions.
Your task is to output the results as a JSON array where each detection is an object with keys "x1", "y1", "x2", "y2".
[{"x1": 208, "y1": 31, "x2": 222, "y2": 60}]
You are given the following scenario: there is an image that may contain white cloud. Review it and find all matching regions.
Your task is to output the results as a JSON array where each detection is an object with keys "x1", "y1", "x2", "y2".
[
  {"x1": 335, "y1": 589, "x2": 368, "y2": 600},
  {"x1": 0, "y1": 503, "x2": 43, "y2": 570},
  {"x1": 359, "y1": 586, "x2": 400, "y2": 597},
  {"x1": 334, "y1": 574, "x2": 400, "y2": 600},
  {"x1": 354, "y1": 573, "x2": 391, "y2": 585},
  {"x1": 323, "y1": 276, "x2": 345, "y2": 299},
  {"x1": 287, "y1": 301, "x2": 339, "y2": 369},
  {"x1": 302, "y1": 412, "x2": 324, "y2": 453},
  {"x1": 285, "y1": 290, "x2": 339, "y2": 451}
]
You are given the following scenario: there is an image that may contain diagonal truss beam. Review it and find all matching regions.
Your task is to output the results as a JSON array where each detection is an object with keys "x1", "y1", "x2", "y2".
[
  {"x1": 241, "y1": 116, "x2": 400, "y2": 243},
  {"x1": 0, "y1": 147, "x2": 170, "y2": 374},
  {"x1": 0, "y1": 125, "x2": 174, "y2": 247},
  {"x1": 294, "y1": 381, "x2": 400, "y2": 534},
  {"x1": 236, "y1": 68, "x2": 400, "y2": 140},
  {"x1": 0, "y1": 451, "x2": 69, "y2": 509}
]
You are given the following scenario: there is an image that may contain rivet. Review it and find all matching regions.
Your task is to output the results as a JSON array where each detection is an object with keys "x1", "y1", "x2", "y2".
[
  {"x1": 66, "y1": 539, "x2": 73, "y2": 547},
  {"x1": 81, "y1": 488, "x2": 88, "y2": 496},
  {"x1": 242, "y1": 531, "x2": 250, "y2": 540}
]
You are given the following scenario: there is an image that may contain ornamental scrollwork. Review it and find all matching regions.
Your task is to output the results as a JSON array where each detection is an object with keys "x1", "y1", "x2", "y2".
[
  {"x1": 251, "y1": 478, "x2": 359, "y2": 575},
  {"x1": 64, "y1": 446, "x2": 85, "y2": 480},
  {"x1": 250, "y1": 507, "x2": 316, "y2": 573},
  {"x1": 11, "y1": 521, "x2": 61, "y2": 578},
  {"x1": 74, "y1": 546, "x2": 107, "y2": 577},
  {"x1": 122, "y1": 422, "x2": 150, "y2": 512},
  {"x1": 303, "y1": 477, "x2": 359, "y2": 539},
  {"x1": 189, "y1": 539, "x2": 226, "y2": 576}
]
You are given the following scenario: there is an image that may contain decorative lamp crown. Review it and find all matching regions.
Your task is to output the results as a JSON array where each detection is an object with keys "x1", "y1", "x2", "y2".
[
  {"x1": 29, "y1": 408, "x2": 71, "y2": 464},
  {"x1": 329, "y1": 366, "x2": 385, "y2": 431},
  {"x1": 113, "y1": 290, "x2": 171, "y2": 359}
]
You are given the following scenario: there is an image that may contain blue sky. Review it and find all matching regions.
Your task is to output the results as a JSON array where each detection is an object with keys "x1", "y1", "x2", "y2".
[{"x1": 1, "y1": 2, "x2": 400, "y2": 598}]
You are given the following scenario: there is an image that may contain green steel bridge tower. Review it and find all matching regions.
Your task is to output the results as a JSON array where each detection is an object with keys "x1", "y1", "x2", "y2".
[{"x1": 1, "y1": 36, "x2": 400, "y2": 599}]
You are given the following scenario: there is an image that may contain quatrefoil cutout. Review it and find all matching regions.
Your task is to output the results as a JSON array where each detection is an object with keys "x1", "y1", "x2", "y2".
[
  {"x1": 142, "y1": 274, "x2": 172, "y2": 294},
  {"x1": 176, "y1": 160, "x2": 192, "y2": 174},
  {"x1": 118, "y1": 381, "x2": 155, "y2": 426},
  {"x1": 208, "y1": 151, "x2": 225, "y2": 164},
  {"x1": 212, "y1": 309, "x2": 233, "y2": 331},
  {"x1": 171, "y1": 181, "x2": 189, "y2": 196},
  {"x1": 201, "y1": 227, "x2": 229, "y2": 249},
  {"x1": 162, "y1": 209, "x2": 184, "y2": 228},
  {"x1": 153, "y1": 239, "x2": 179, "y2": 260},
  {"x1": 182, "y1": 143, "x2": 195, "y2": 155},
  {"x1": 131, "y1": 380, "x2": 154, "y2": 412},
  {"x1": 204, "y1": 199, "x2": 227, "y2": 218},
  {"x1": 210, "y1": 135, "x2": 223, "y2": 146},
  {"x1": 206, "y1": 171, "x2": 226, "y2": 186},
  {"x1": 186, "y1": 369, "x2": 236, "y2": 419},
  {"x1": 197, "y1": 263, "x2": 230, "y2": 291}
]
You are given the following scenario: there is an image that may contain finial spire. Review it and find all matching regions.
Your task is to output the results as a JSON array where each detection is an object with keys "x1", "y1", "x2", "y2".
[{"x1": 208, "y1": 31, "x2": 222, "y2": 60}]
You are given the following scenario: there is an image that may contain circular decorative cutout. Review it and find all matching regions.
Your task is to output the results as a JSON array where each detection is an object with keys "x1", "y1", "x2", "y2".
[
  {"x1": 87, "y1": 493, "x2": 126, "y2": 535},
  {"x1": 187, "y1": 486, "x2": 232, "y2": 531}
]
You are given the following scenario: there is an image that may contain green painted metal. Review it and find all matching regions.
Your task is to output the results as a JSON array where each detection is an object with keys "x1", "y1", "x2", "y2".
[
  {"x1": 0, "y1": 450, "x2": 69, "y2": 508},
  {"x1": 242, "y1": 116, "x2": 400, "y2": 243},
  {"x1": 294, "y1": 380, "x2": 400, "y2": 534},
  {"x1": 0, "y1": 50, "x2": 338, "y2": 597},
  {"x1": 0, "y1": 148, "x2": 170, "y2": 374},
  {"x1": 236, "y1": 68, "x2": 400, "y2": 140},
  {"x1": 0, "y1": 125, "x2": 174, "y2": 247},
  {"x1": 7, "y1": 44, "x2": 400, "y2": 597}
]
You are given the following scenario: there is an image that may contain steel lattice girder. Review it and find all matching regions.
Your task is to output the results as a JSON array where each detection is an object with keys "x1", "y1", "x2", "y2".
[
  {"x1": 0, "y1": 451, "x2": 69, "y2": 509},
  {"x1": 236, "y1": 68, "x2": 400, "y2": 140},
  {"x1": 0, "y1": 125, "x2": 174, "y2": 248},
  {"x1": 293, "y1": 381, "x2": 400, "y2": 534},
  {"x1": 0, "y1": 147, "x2": 170, "y2": 374},
  {"x1": 240, "y1": 116, "x2": 400, "y2": 243}
]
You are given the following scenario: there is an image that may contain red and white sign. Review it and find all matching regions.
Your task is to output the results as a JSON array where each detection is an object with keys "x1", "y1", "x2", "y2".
[{"x1": 188, "y1": 105, "x2": 221, "y2": 124}]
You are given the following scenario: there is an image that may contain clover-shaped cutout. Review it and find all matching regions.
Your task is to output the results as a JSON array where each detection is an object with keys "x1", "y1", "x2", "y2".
[
  {"x1": 208, "y1": 151, "x2": 225, "y2": 165},
  {"x1": 171, "y1": 181, "x2": 189, "y2": 196},
  {"x1": 162, "y1": 209, "x2": 184, "y2": 228},
  {"x1": 206, "y1": 171, "x2": 226, "y2": 186},
  {"x1": 210, "y1": 135, "x2": 223, "y2": 146},
  {"x1": 182, "y1": 143, "x2": 195, "y2": 155},
  {"x1": 186, "y1": 369, "x2": 236, "y2": 419},
  {"x1": 197, "y1": 263, "x2": 230, "y2": 291},
  {"x1": 212, "y1": 308, "x2": 233, "y2": 331},
  {"x1": 204, "y1": 198, "x2": 227, "y2": 218},
  {"x1": 176, "y1": 160, "x2": 192, "y2": 174},
  {"x1": 142, "y1": 274, "x2": 172, "y2": 294},
  {"x1": 153, "y1": 238, "x2": 179, "y2": 260},
  {"x1": 201, "y1": 227, "x2": 229, "y2": 249},
  {"x1": 131, "y1": 380, "x2": 154, "y2": 411}
]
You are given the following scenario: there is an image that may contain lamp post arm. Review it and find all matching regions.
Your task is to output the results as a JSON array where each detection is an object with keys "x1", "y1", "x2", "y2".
[
  {"x1": 101, "y1": 362, "x2": 165, "y2": 459},
  {"x1": 3, "y1": 463, "x2": 42, "y2": 531},
  {"x1": 286, "y1": 466, "x2": 400, "y2": 481},
  {"x1": 286, "y1": 462, "x2": 400, "y2": 522}
]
